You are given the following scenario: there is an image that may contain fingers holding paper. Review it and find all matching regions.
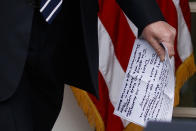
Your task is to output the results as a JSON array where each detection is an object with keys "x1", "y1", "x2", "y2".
[{"x1": 141, "y1": 21, "x2": 176, "y2": 61}]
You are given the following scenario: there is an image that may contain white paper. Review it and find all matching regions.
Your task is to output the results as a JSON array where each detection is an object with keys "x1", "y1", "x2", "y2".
[{"x1": 114, "y1": 39, "x2": 175, "y2": 127}]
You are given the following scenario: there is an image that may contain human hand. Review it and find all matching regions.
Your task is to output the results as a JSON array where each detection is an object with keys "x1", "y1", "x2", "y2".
[{"x1": 141, "y1": 21, "x2": 176, "y2": 61}]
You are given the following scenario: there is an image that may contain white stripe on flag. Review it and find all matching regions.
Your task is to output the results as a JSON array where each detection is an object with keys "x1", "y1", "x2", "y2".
[
  {"x1": 98, "y1": 17, "x2": 134, "y2": 127},
  {"x1": 172, "y1": 0, "x2": 193, "y2": 61},
  {"x1": 46, "y1": 0, "x2": 63, "y2": 22},
  {"x1": 98, "y1": 18, "x2": 125, "y2": 107}
]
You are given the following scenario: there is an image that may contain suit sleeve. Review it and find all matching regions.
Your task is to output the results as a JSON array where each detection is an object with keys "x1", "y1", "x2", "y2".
[{"x1": 116, "y1": 0, "x2": 165, "y2": 35}]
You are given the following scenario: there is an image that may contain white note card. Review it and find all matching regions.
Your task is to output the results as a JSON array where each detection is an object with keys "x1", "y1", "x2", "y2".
[{"x1": 114, "y1": 39, "x2": 175, "y2": 127}]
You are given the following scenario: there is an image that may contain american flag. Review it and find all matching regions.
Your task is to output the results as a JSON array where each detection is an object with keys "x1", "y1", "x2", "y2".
[{"x1": 71, "y1": 0, "x2": 196, "y2": 130}]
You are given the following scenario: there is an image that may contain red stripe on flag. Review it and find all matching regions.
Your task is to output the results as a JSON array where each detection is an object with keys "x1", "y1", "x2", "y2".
[
  {"x1": 89, "y1": 73, "x2": 124, "y2": 131},
  {"x1": 98, "y1": 0, "x2": 136, "y2": 71},
  {"x1": 156, "y1": 0, "x2": 182, "y2": 69},
  {"x1": 90, "y1": 0, "x2": 137, "y2": 129},
  {"x1": 180, "y1": 0, "x2": 191, "y2": 31}
]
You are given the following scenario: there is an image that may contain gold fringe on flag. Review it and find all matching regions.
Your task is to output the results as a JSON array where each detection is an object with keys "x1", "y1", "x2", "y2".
[
  {"x1": 124, "y1": 123, "x2": 143, "y2": 131},
  {"x1": 70, "y1": 53, "x2": 196, "y2": 131},
  {"x1": 70, "y1": 86, "x2": 105, "y2": 131},
  {"x1": 174, "y1": 53, "x2": 196, "y2": 106}
]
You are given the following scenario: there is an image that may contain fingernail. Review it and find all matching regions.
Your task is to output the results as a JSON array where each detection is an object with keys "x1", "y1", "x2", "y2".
[{"x1": 161, "y1": 56, "x2": 165, "y2": 61}]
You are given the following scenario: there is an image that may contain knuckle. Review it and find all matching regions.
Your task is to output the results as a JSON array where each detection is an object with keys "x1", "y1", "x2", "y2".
[
  {"x1": 164, "y1": 31, "x2": 175, "y2": 40},
  {"x1": 169, "y1": 52, "x2": 175, "y2": 57},
  {"x1": 170, "y1": 30, "x2": 176, "y2": 38},
  {"x1": 155, "y1": 47, "x2": 162, "y2": 54},
  {"x1": 168, "y1": 24, "x2": 176, "y2": 35},
  {"x1": 169, "y1": 49, "x2": 175, "y2": 55},
  {"x1": 172, "y1": 28, "x2": 176, "y2": 35},
  {"x1": 168, "y1": 44, "x2": 174, "y2": 49},
  {"x1": 168, "y1": 46, "x2": 175, "y2": 57},
  {"x1": 163, "y1": 32, "x2": 170, "y2": 38},
  {"x1": 163, "y1": 26, "x2": 176, "y2": 40}
]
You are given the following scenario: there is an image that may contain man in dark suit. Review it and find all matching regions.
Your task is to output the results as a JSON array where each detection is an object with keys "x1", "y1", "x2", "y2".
[{"x1": 0, "y1": 0, "x2": 175, "y2": 130}]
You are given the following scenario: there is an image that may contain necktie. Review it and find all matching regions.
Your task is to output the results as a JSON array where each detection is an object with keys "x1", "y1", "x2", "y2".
[{"x1": 40, "y1": 0, "x2": 63, "y2": 23}]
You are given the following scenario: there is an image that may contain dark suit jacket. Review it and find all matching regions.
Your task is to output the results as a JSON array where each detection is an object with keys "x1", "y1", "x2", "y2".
[
  {"x1": 0, "y1": 0, "x2": 164, "y2": 101},
  {"x1": 0, "y1": 0, "x2": 33, "y2": 101}
]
